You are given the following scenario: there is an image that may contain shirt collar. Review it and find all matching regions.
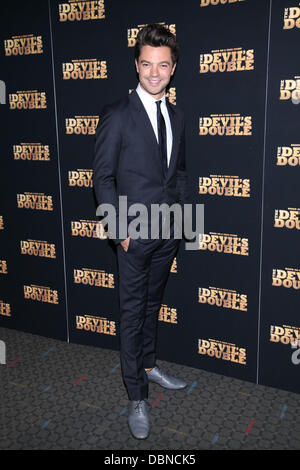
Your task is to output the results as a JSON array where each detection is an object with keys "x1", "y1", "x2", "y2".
[{"x1": 136, "y1": 83, "x2": 166, "y2": 107}]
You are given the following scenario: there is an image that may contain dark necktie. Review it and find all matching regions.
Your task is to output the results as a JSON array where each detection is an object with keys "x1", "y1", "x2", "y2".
[{"x1": 156, "y1": 100, "x2": 168, "y2": 179}]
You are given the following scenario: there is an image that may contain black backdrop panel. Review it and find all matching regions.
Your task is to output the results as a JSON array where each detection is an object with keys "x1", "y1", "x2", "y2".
[
  {"x1": 0, "y1": 0, "x2": 67, "y2": 340},
  {"x1": 0, "y1": 0, "x2": 299, "y2": 394},
  {"x1": 258, "y1": 0, "x2": 300, "y2": 394}
]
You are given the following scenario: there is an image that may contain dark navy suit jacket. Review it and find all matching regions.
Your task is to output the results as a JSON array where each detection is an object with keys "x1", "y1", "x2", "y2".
[{"x1": 93, "y1": 89, "x2": 189, "y2": 244}]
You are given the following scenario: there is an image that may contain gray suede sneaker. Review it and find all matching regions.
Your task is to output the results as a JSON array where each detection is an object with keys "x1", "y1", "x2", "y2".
[
  {"x1": 147, "y1": 366, "x2": 187, "y2": 390},
  {"x1": 128, "y1": 400, "x2": 150, "y2": 439}
]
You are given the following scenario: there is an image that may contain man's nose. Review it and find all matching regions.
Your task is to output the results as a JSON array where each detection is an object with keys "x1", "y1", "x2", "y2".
[{"x1": 150, "y1": 64, "x2": 159, "y2": 76}]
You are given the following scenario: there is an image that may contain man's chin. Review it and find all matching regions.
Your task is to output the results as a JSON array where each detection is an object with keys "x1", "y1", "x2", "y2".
[{"x1": 143, "y1": 85, "x2": 166, "y2": 98}]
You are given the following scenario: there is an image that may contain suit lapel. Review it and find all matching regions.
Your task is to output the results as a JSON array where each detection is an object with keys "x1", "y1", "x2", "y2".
[
  {"x1": 128, "y1": 90, "x2": 161, "y2": 171},
  {"x1": 166, "y1": 99, "x2": 180, "y2": 181}
]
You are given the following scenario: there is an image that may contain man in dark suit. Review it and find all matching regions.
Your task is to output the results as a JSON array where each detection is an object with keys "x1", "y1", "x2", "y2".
[{"x1": 93, "y1": 23, "x2": 189, "y2": 439}]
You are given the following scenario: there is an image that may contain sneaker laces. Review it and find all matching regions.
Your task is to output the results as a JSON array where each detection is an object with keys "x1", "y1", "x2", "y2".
[{"x1": 134, "y1": 400, "x2": 144, "y2": 413}]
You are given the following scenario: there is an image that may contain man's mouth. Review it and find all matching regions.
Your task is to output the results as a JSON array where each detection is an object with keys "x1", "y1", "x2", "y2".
[{"x1": 148, "y1": 79, "x2": 161, "y2": 86}]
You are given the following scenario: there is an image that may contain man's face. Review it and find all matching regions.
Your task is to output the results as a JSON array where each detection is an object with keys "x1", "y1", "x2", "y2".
[{"x1": 135, "y1": 45, "x2": 176, "y2": 99}]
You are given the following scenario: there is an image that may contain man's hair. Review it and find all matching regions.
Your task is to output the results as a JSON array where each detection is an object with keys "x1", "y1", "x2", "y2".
[{"x1": 135, "y1": 23, "x2": 179, "y2": 64}]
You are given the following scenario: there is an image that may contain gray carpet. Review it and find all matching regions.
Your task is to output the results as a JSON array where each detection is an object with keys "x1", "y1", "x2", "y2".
[{"x1": 0, "y1": 326, "x2": 299, "y2": 450}]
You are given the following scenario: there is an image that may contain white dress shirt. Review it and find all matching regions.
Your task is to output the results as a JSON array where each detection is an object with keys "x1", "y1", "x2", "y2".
[{"x1": 136, "y1": 83, "x2": 173, "y2": 167}]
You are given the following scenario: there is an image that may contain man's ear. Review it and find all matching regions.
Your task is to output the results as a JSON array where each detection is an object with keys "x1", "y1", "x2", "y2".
[
  {"x1": 171, "y1": 62, "x2": 177, "y2": 76},
  {"x1": 135, "y1": 59, "x2": 139, "y2": 74}
]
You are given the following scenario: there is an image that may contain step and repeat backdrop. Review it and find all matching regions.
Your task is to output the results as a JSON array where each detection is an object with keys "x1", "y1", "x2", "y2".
[{"x1": 0, "y1": 0, "x2": 299, "y2": 394}]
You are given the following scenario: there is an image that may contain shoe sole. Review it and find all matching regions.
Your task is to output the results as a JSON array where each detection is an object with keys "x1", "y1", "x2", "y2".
[
  {"x1": 148, "y1": 379, "x2": 187, "y2": 390},
  {"x1": 128, "y1": 424, "x2": 150, "y2": 440}
]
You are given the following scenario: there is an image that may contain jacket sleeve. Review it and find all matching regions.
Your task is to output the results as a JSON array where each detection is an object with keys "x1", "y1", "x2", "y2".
[{"x1": 93, "y1": 104, "x2": 125, "y2": 245}]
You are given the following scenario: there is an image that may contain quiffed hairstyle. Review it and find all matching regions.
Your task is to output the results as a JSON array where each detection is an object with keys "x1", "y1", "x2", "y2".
[{"x1": 134, "y1": 23, "x2": 179, "y2": 64}]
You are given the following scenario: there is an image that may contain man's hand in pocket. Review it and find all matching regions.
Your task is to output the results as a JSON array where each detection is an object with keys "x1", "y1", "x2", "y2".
[{"x1": 121, "y1": 236, "x2": 130, "y2": 252}]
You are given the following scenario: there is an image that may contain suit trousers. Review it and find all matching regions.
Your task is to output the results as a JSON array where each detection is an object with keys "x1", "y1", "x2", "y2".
[{"x1": 116, "y1": 220, "x2": 180, "y2": 401}]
